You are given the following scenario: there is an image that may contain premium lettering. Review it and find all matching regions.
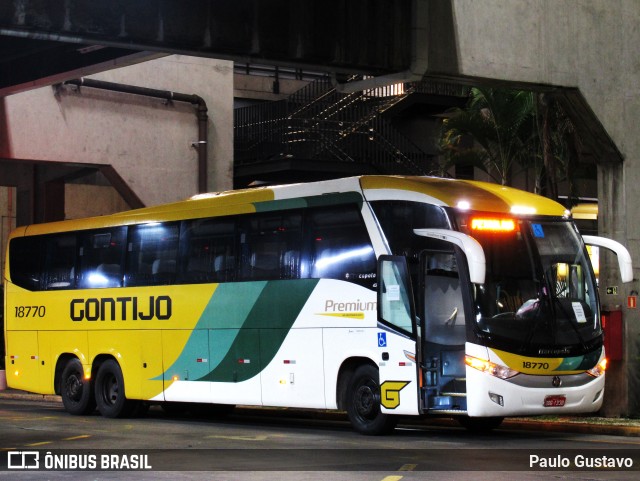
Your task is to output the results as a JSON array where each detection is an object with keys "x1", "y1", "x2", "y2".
[
  {"x1": 324, "y1": 299, "x2": 377, "y2": 312},
  {"x1": 70, "y1": 296, "x2": 172, "y2": 322}
]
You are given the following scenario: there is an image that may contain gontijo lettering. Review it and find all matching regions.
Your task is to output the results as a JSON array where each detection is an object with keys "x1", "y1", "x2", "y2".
[{"x1": 70, "y1": 296, "x2": 172, "y2": 321}]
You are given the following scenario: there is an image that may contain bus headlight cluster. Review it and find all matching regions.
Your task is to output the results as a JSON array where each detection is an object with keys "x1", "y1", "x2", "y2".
[
  {"x1": 586, "y1": 358, "x2": 608, "y2": 378},
  {"x1": 465, "y1": 355, "x2": 519, "y2": 379}
]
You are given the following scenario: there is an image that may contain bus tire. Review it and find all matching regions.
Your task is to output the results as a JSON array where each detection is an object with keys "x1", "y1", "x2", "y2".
[
  {"x1": 346, "y1": 364, "x2": 397, "y2": 435},
  {"x1": 94, "y1": 359, "x2": 134, "y2": 418},
  {"x1": 457, "y1": 416, "x2": 504, "y2": 432},
  {"x1": 60, "y1": 358, "x2": 95, "y2": 415}
]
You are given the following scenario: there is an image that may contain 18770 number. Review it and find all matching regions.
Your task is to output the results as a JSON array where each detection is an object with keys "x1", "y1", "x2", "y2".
[
  {"x1": 522, "y1": 361, "x2": 550, "y2": 370},
  {"x1": 14, "y1": 305, "x2": 46, "y2": 318}
]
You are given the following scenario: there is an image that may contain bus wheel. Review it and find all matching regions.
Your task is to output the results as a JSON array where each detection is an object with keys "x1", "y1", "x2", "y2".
[
  {"x1": 60, "y1": 358, "x2": 95, "y2": 415},
  {"x1": 346, "y1": 364, "x2": 397, "y2": 435},
  {"x1": 94, "y1": 359, "x2": 133, "y2": 418},
  {"x1": 457, "y1": 416, "x2": 504, "y2": 432}
]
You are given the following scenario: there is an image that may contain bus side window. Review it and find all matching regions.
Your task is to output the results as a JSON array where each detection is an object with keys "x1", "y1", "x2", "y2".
[
  {"x1": 309, "y1": 205, "x2": 376, "y2": 288},
  {"x1": 126, "y1": 223, "x2": 179, "y2": 287},
  {"x1": 369, "y1": 200, "x2": 450, "y2": 258},
  {"x1": 43, "y1": 234, "x2": 77, "y2": 290},
  {"x1": 240, "y1": 211, "x2": 303, "y2": 281},
  {"x1": 9, "y1": 236, "x2": 43, "y2": 291},
  {"x1": 77, "y1": 228, "x2": 126, "y2": 289},
  {"x1": 179, "y1": 218, "x2": 237, "y2": 284}
]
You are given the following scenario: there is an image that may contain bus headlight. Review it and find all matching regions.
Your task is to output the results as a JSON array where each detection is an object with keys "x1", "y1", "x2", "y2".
[
  {"x1": 465, "y1": 355, "x2": 519, "y2": 379},
  {"x1": 587, "y1": 358, "x2": 608, "y2": 378}
]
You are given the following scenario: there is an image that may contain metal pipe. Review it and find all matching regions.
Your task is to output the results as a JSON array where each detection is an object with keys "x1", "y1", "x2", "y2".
[{"x1": 63, "y1": 77, "x2": 209, "y2": 193}]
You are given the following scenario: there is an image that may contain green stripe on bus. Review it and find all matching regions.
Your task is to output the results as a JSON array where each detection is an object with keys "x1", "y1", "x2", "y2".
[
  {"x1": 200, "y1": 282, "x2": 268, "y2": 329},
  {"x1": 154, "y1": 282, "x2": 267, "y2": 381},
  {"x1": 197, "y1": 278, "x2": 319, "y2": 383},
  {"x1": 253, "y1": 192, "x2": 363, "y2": 212},
  {"x1": 555, "y1": 347, "x2": 602, "y2": 371},
  {"x1": 156, "y1": 279, "x2": 319, "y2": 383}
]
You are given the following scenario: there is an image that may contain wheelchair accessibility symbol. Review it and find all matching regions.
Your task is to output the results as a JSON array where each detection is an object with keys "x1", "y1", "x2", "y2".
[{"x1": 377, "y1": 332, "x2": 387, "y2": 347}]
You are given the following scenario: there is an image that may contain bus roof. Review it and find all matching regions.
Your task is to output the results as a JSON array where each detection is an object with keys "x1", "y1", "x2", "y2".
[
  {"x1": 360, "y1": 176, "x2": 567, "y2": 216},
  {"x1": 13, "y1": 175, "x2": 568, "y2": 238}
]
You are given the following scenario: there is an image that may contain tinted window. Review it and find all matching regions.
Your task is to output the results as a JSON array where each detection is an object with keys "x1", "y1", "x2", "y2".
[
  {"x1": 370, "y1": 201, "x2": 450, "y2": 257},
  {"x1": 126, "y1": 223, "x2": 179, "y2": 286},
  {"x1": 240, "y1": 212, "x2": 303, "y2": 281},
  {"x1": 309, "y1": 206, "x2": 376, "y2": 289},
  {"x1": 8, "y1": 204, "x2": 377, "y2": 291},
  {"x1": 179, "y1": 217, "x2": 237, "y2": 283},
  {"x1": 9, "y1": 236, "x2": 43, "y2": 291},
  {"x1": 77, "y1": 228, "x2": 126, "y2": 289},
  {"x1": 43, "y1": 234, "x2": 77, "y2": 290}
]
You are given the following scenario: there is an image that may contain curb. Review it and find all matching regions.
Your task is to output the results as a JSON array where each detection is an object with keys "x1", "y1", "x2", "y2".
[
  {"x1": 501, "y1": 418, "x2": 640, "y2": 437},
  {"x1": 1, "y1": 388, "x2": 638, "y2": 437},
  {"x1": 0, "y1": 389, "x2": 61, "y2": 403},
  {"x1": 401, "y1": 415, "x2": 640, "y2": 437}
]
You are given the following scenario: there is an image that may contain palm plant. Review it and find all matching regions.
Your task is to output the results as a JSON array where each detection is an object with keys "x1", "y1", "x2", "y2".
[
  {"x1": 439, "y1": 87, "x2": 536, "y2": 186},
  {"x1": 438, "y1": 87, "x2": 585, "y2": 203}
]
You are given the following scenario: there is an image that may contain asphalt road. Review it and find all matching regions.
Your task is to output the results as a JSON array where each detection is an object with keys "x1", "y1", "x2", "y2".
[{"x1": 0, "y1": 397, "x2": 638, "y2": 480}]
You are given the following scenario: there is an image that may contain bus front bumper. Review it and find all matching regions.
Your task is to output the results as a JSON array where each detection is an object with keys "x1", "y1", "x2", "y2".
[{"x1": 465, "y1": 366, "x2": 605, "y2": 417}]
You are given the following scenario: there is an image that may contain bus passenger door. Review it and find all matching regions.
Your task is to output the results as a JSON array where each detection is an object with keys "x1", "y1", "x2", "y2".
[
  {"x1": 377, "y1": 256, "x2": 420, "y2": 416},
  {"x1": 420, "y1": 248, "x2": 470, "y2": 414}
]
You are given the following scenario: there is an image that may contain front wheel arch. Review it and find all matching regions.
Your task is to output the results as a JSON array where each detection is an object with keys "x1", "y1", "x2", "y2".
[
  {"x1": 345, "y1": 363, "x2": 397, "y2": 435},
  {"x1": 336, "y1": 357, "x2": 374, "y2": 410}
]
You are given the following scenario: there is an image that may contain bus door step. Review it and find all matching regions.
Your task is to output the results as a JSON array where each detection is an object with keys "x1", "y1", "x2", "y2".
[
  {"x1": 428, "y1": 395, "x2": 460, "y2": 410},
  {"x1": 429, "y1": 409, "x2": 469, "y2": 415},
  {"x1": 424, "y1": 390, "x2": 468, "y2": 411}
]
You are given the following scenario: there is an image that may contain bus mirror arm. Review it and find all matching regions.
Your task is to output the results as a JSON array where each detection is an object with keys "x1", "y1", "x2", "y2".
[
  {"x1": 583, "y1": 235, "x2": 634, "y2": 283},
  {"x1": 413, "y1": 229, "x2": 486, "y2": 284}
]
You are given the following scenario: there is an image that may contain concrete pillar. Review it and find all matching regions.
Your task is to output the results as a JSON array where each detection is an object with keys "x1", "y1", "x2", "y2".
[{"x1": 424, "y1": 0, "x2": 640, "y2": 416}]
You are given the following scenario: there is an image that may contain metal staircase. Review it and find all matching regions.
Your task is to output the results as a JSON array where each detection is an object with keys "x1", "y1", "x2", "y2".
[{"x1": 234, "y1": 75, "x2": 453, "y2": 184}]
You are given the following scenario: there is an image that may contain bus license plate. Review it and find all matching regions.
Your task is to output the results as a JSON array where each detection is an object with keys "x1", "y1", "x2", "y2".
[{"x1": 543, "y1": 395, "x2": 566, "y2": 407}]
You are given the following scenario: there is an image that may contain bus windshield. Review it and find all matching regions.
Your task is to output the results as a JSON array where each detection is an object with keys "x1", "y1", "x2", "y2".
[
  {"x1": 459, "y1": 215, "x2": 600, "y2": 355},
  {"x1": 371, "y1": 201, "x2": 601, "y2": 355}
]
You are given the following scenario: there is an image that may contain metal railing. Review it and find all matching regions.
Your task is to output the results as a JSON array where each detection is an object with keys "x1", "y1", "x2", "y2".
[{"x1": 234, "y1": 75, "x2": 468, "y2": 175}]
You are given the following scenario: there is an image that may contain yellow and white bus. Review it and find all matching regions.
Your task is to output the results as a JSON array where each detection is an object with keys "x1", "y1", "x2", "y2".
[{"x1": 2, "y1": 176, "x2": 633, "y2": 434}]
